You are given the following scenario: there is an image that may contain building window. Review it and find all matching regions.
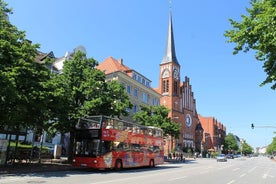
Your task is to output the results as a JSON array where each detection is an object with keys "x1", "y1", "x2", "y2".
[
  {"x1": 134, "y1": 88, "x2": 138, "y2": 98},
  {"x1": 142, "y1": 78, "x2": 145, "y2": 85},
  {"x1": 121, "y1": 82, "x2": 126, "y2": 89},
  {"x1": 138, "y1": 76, "x2": 141, "y2": 83},
  {"x1": 162, "y1": 80, "x2": 169, "y2": 93},
  {"x1": 142, "y1": 93, "x2": 149, "y2": 104},
  {"x1": 127, "y1": 85, "x2": 132, "y2": 95},
  {"x1": 133, "y1": 105, "x2": 137, "y2": 113},
  {"x1": 152, "y1": 98, "x2": 159, "y2": 106},
  {"x1": 146, "y1": 81, "x2": 150, "y2": 87},
  {"x1": 132, "y1": 73, "x2": 137, "y2": 80}
]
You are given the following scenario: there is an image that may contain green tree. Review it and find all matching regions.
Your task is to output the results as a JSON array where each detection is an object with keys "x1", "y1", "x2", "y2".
[
  {"x1": 224, "y1": 0, "x2": 276, "y2": 89},
  {"x1": 240, "y1": 141, "x2": 254, "y2": 155},
  {"x1": 49, "y1": 51, "x2": 132, "y2": 161},
  {"x1": 0, "y1": 0, "x2": 52, "y2": 133},
  {"x1": 133, "y1": 105, "x2": 180, "y2": 138},
  {"x1": 224, "y1": 133, "x2": 239, "y2": 152},
  {"x1": 267, "y1": 136, "x2": 276, "y2": 155}
]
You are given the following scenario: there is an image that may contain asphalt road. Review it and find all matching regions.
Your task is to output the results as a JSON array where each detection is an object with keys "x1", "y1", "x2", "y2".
[{"x1": 0, "y1": 156, "x2": 275, "y2": 184}]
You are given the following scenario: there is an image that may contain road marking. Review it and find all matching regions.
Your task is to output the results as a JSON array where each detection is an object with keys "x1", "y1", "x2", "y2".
[
  {"x1": 263, "y1": 167, "x2": 274, "y2": 179},
  {"x1": 168, "y1": 176, "x2": 187, "y2": 181},
  {"x1": 200, "y1": 170, "x2": 209, "y2": 174},
  {"x1": 247, "y1": 166, "x2": 256, "y2": 173},
  {"x1": 240, "y1": 173, "x2": 246, "y2": 178},
  {"x1": 232, "y1": 168, "x2": 240, "y2": 171},
  {"x1": 226, "y1": 180, "x2": 235, "y2": 184}
]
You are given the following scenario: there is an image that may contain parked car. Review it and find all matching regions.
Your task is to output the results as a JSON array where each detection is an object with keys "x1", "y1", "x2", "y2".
[
  {"x1": 217, "y1": 154, "x2": 227, "y2": 162},
  {"x1": 227, "y1": 154, "x2": 234, "y2": 159}
]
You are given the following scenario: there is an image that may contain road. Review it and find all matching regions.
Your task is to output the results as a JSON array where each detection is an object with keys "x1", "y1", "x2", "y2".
[{"x1": 0, "y1": 156, "x2": 275, "y2": 184}]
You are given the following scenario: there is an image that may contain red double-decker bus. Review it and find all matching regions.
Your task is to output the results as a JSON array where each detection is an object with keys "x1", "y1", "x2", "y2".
[{"x1": 73, "y1": 115, "x2": 164, "y2": 170}]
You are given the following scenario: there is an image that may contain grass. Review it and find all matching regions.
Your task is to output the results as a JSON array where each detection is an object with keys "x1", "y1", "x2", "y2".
[{"x1": 8, "y1": 141, "x2": 50, "y2": 151}]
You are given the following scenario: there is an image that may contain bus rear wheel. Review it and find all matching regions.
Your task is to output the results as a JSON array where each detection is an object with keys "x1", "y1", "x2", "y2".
[
  {"x1": 115, "y1": 159, "x2": 123, "y2": 170},
  {"x1": 149, "y1": 159, "x2": 155, "y2": 168}
]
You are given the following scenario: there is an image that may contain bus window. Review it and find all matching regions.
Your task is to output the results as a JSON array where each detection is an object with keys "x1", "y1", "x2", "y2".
[
  {"x1": 101, "y1": 141, "x2": 112, "y2": 155},
  {"x1": 148, "y1": 128, "x2": 153, "y2": 136},
  {"x1": 153, "y1": 146, "x2": 160, "y2": 153},
  {"x1": 132, "y1": 144, "x2": 141, "y2": 152},
  {"x1": 106, "y1": 119, "x2": 114, "y2": 129},
  {"x1": 123, "y1": 143, "x2": 130, "y2": 151},
  {"x1": 117, "y1": 121, "x2": 124, "y2": 130}
]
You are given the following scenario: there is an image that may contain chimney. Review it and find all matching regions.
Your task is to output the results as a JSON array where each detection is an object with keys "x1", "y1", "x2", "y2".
[{"x1": 118, "y1": 58, "x2": 123, "y2": 65}]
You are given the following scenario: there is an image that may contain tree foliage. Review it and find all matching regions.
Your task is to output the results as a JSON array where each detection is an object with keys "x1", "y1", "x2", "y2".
[
  {"x1": 224, "y1": 133, "x2": 239, "y2": 152},
  {"x1": 0, "y1": 0, "x2": 52, "y2": 132},
  {"x1": 240, "y1": 141, "x2": 254, "y2": 155},
  {"x1": 133, "y1": 105, "x2": 180, "y2": 138},
  {"x1": 224, "y1": 0, "x2": 276, "y2": 89},
  {"x1": 48, "y1": 51, "x2": 132, "y2": 161},
  {"x1": 267, "y1": 136, "x2": 276, "y2": 154}
]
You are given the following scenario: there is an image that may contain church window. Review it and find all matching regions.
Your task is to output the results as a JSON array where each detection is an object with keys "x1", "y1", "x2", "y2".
[{"x1": 162, "y1": 80, "x2": 169, "y2": 93}]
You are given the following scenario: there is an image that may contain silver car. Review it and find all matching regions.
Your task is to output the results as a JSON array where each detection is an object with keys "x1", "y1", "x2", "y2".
[{"x1": 217, "y1": 154, "x2": 227, "y2": 162}]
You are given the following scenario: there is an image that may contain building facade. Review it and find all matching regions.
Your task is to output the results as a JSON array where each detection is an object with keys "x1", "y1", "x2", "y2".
[
  {"x1": 198, "y1": 114, "x2": 226, "y2": 153},
  {"x1": 97, "y1": 57, "x2": 161, "y2": 121}
]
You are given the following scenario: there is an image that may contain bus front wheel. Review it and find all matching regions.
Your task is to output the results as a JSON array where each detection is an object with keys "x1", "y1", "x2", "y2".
[{"x1": 115, "y1": 159, "x2": 123, "y2": 170}]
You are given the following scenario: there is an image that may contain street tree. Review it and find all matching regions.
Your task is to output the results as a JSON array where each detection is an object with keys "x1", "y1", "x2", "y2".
[
  {"x1": 133, "y1": 105, "x2": 180, "y2": 138},
  {"x1": 224, "y1": 0, "x2": 276, "y2": 89},
  {"x1": 224, "y1": 133, "x2": 239, "y2": 153},
  {"x1": 0, "y1": 1, "x2": 52, "y2": 135},
  {"x1": 240, "y1": 141, "x2": 254, "y2": 155},
  {"x1": 266, "y1": 136, "x2": 276, "y2": 155},
  {"x1": 49, "y1": 51, "x2": 132, "y2": 161}
]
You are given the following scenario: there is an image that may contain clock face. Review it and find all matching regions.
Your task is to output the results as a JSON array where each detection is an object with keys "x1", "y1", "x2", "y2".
[
  {"x1": 186, "y1": 114, "x2": 192, "y2": 127},
  {"x1": 173, "y1": 69, "x2": 179, "y2": 79}
]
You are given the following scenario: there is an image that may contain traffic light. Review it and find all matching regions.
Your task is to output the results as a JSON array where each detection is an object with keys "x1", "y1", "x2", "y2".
[{"x1": 251, "y1": 123, "x2": 254, "y2": 129}]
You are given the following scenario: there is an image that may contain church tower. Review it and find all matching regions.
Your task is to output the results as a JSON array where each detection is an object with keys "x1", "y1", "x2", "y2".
[
  {"x1": 159, "y1": 10, "x2": 182, "y2": 116},
  {"x1": 159, "y1": 7, "x2": 203, "y2": 156},
  {"x1": 159, "y1": 9, "x2": 185, "y2": 155}
]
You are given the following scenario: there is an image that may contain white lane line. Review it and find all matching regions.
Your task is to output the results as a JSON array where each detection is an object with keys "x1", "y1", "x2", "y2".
[
  {"x1": 247, "y1": 166, "x2": 257, "y2": 173},
  {"x1": 226, "y1": 180, "x2": 235, "y2": 184},
  {"x1": 232, "y1": 168, "x2": 240, "y2": 172},
  {"x1": 263, "y1": 167, "x2": 274, "y2": 179},
  {"x1": 240, "y1": 173, "x2": 246, "y2": 178},
  {"x1": 168, "y1": 176, "x2": 187, "y2": 181},
  {"x1": 200, "y1": 170, "x2": 209, "y2": 174}
]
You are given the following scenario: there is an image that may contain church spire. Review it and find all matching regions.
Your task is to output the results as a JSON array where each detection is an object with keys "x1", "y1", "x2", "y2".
[{"x1": 161, "y1": 9, "x2": 179, "y2": 65}]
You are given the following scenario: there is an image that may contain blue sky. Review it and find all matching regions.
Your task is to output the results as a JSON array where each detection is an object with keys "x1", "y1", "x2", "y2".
[{"x1": 6, "y1": 0, "x2": 276, "y2": 149}]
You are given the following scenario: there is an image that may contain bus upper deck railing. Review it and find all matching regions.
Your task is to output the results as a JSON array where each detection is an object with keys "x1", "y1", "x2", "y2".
[{"x1": 76, "y1": 115, "x2": 163, "y2": 138}]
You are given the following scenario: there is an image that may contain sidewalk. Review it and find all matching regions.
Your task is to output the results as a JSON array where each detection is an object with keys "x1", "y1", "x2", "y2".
[{"x1": 0, "y1": 159, "x2": 73, "y2": 175}]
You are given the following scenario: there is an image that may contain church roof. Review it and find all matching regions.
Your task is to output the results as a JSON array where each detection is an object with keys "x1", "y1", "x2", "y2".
[{"x1": 161, "y1": 11, "x2": 179, "y2": 65}]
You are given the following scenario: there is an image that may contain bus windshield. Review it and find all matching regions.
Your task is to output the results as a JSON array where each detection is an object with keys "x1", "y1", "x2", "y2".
[{"x1": 75, "y1": 139, "x2": 100, "y2": 157}]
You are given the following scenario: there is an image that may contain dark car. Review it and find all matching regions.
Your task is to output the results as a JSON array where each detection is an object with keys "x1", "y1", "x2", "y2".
[{"x1": 227, "y1": 154, "x2": 234, "y2": 159}]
